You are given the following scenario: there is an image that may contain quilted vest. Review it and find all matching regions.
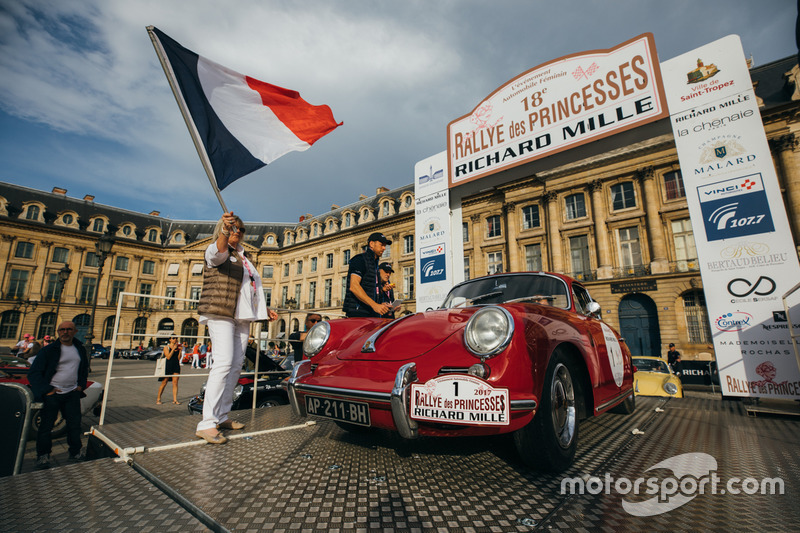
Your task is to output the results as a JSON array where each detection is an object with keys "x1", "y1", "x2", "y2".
[{"x1": 197, "y1": 248, "x2": 244, "y2": 318}]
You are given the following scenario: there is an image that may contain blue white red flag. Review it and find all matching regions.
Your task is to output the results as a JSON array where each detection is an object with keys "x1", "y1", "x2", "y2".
[{"x1": 149, "y1": 27, "x2": 342, "y2": 191}]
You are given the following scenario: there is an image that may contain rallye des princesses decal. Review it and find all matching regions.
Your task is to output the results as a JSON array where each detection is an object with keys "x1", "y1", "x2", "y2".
[
  {"x1": 410, "y1": 374, "x2": 510, "y2": 425},
  {"x1": 601, "y1": 323, "x2": 625, "y2": 387}
]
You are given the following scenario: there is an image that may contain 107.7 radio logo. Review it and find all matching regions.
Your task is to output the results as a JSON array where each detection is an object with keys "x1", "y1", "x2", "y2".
[{"x1": 697, "y1": 173, "x2": 774, "y2": 241}]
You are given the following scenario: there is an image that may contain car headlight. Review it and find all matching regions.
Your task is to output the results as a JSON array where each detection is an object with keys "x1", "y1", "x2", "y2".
[
  {"x1": 464, "y1": 306, "x2": 514, "y2": 358},
  {"x1": 232, "y1": 384, "x2": 244, "y2": 401},
  {"x1": 303, "y1": 321, "x2": 330, "y2": 357},
  {"x1": 664, "y1": 382, "x2": 678, "y2": 395},
  {"x1": 200, "y1": 382, "x2": 207, "y2": 396}
]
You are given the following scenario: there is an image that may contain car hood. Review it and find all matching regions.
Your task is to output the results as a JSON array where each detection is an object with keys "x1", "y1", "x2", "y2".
[{"x1": 334, "y1": 308, "x2": 475, "y2": 362}]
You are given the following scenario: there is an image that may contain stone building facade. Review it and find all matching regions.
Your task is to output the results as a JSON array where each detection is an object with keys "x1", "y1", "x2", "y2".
[{"x1": 0, "y1": 56, "x2": 797, "y2": 361}]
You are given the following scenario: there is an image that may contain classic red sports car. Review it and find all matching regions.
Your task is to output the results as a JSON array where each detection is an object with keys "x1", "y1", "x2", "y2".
[{"x1": 287, "y1": 272, "x2": 635, "y2": 471}]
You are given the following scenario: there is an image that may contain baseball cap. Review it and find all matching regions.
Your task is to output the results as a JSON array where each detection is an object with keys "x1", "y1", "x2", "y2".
[
  {"x1": 24, "y1": 334, "x2": 31, "y2": 339},
  {"x1": 378, "y1": 262, "x2": 394, "y2": 273},
  {"x1": 44, "y1": 335, "x2": 51, "y2": 341},
  {"x1": 668, "y1": 343, "x2": 675, "y2": 347},
  {"x1": 367, "y1": 232, "x2": 392, "y2": 245}
]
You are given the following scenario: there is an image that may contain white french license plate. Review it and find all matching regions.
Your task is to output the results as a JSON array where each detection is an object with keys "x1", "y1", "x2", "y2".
[
  {"x1": 410, "y1": 374, "x2": 510, "y2": 425},
  {"x1": 305, "y1": 396, "x2": 371, "y2": 426}
]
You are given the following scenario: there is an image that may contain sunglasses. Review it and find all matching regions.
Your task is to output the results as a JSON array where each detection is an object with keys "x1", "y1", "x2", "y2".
[{"x1": 308, "y1": 318, "x2": 321, "y2": 324}]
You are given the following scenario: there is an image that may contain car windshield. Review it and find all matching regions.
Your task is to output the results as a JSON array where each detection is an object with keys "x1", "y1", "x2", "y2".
[
  {"x1": 632, "y1": 358, "x2": 670, "y2": 374},
  {"x1": 440, "y1": 274, "x2": 570, "y2": 309}
]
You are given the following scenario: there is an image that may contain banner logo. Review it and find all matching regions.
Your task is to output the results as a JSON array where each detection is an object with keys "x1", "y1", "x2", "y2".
[
  {"x1": 698, "y1": 174, "x2": 775, "y2": 241},
  {"x1": 420, "y1": 243, "x2": 446, "y2": 284},
  {"x1": 727, "y1": 276, "x2": 776, "y2": 298},
  {"x1": 715, "y1": 312, "x2": 753, "y2": 332}
]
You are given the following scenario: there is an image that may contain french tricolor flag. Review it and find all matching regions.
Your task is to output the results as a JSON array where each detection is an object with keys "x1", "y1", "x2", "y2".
[{"x1": 150, "y1": 27, "x2": 342, "y2": 191}]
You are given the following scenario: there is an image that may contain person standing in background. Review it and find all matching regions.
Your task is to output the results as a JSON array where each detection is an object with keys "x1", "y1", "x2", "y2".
[
  {"x1": 342, "y1": 232, "x2": 392, "y2": 318},
  {"x1": 667, "y1": 343, "x2": 682, "y2": 379},
  {"x1": 156, "y1": 336, "x2": 182, "y2": 405}
]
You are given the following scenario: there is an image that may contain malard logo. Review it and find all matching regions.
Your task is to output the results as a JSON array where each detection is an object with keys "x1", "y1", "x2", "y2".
[
  {"x1": 694, "y1": 137, "x2": 755, "y2": 174},
  {"x1": 715, "y1": 312, "x2": 753, "y2": 332},
  {"x1": 420, "y1": 217, "x2": 446, "y2": 242},
  {"x1": 714, "y1": 146, "x2": 726, "y2": 158}
]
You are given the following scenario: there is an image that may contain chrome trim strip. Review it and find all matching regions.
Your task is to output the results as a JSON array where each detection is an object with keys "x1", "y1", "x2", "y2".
[
  {"x1": 595, "y1": 387, "x2": 634, "y2": 412},
  {"x1": 361, "y1": 313, "x2": 415, "y2": 352},
  {"x1": 391, "y1": 363, "x2": 419, "y2": 439},
  {"x1": 287, "y1": 360, "x2": 313, "y2": 417},
  {"x1": 292, "y1": 383, "x2": 392, "y2": 403},
  {"x1": 510, "y1": 399, "x2": 537, "y2": 411}
]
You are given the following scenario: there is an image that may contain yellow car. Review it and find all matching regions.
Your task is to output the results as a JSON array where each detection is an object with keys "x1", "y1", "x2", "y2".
[{"x1": 632, "y1": 356, "x2": 683, "y2": 398}]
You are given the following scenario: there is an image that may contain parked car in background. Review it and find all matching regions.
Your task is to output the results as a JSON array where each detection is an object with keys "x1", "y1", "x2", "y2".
[
  {"x1": 631, "y1": 356, "x2": 684, "y2": 398},
  {"x1": 141, "y1": 347, "x2": 164, "y2": 361},
  {"x1": 90, "y1": 344, "x2": 111, "y2": 359},
  {"x1": 287, "y1": 272, "x2": 635, "y2": 472},
  {"x1": 189, "y1": 356, "x2": 290, "y2": 413}
]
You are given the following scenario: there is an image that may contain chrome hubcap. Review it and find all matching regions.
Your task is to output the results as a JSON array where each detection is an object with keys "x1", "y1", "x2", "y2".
[{"x1": 550, "y1": 363, "x2": 576, "y2": 449}]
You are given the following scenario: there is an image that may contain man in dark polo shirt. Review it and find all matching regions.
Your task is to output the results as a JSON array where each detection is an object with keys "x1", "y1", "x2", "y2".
[{"x1": 342, "y1": 232, "x2": 392, "y2": 318}]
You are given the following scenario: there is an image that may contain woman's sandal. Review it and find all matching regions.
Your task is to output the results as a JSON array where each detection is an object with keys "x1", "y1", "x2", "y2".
[
  {"x1": 173, "y1": 401, "x2": 181, "y2": 405},
  {"x1": 156, "y1": 400, "x2": 163, "y2": 405}
]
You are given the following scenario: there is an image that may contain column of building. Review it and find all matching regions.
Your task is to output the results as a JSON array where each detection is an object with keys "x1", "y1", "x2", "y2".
[
  {"x1": 502, "y1": 202, "x2": 519, "y2": 271},
  {"x1": 637, "y1": 167, "x2": 670, "y2": 274},
  {"x1": 589, "y1": 181, "x2": 613, "y2": 279},
  {"x1": 544, "y1": 192, "x2": 564, "y2": 273},
  {"x1": 770, "y1": 134, "x2": 800, "y2": 251}
]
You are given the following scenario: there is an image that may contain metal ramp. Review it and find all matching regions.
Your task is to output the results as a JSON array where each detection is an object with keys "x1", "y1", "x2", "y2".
[{"x1": 1, "y1": 396, "x2": 798, "y2": 531}]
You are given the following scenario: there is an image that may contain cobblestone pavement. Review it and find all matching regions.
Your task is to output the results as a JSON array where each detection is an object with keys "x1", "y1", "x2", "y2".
[{"x1": 20, "y1": 358, "x2": 211, "y2": 474}]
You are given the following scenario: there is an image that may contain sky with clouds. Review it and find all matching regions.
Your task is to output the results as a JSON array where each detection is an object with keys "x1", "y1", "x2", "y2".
[{"x1": 0, "y1": 0, "x2": 796, "y2": 224}]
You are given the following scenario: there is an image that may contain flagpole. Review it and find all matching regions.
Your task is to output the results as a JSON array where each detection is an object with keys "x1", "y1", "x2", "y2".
[{"x1": 146, "y1": 26, "x2": 229, "y2": 214}]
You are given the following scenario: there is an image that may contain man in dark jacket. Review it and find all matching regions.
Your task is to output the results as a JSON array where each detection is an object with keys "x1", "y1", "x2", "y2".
[
  {"x1": 342, "y1": 232, "x2": 392, "y2": 318},
  {"x1": 28, "y1": 321, "x2": 89, "y2": 469}
]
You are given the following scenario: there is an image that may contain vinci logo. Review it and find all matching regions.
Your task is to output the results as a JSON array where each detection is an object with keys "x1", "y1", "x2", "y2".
[
  {"x1": 420, "y1": 243, "x2": 446, "y2": 283},
  {"x1": 697, "y1": 173, "x2": 774, "y2": 241},
  {"x1": 715, "y1": 312, "x2": 753, "y2": 332}
]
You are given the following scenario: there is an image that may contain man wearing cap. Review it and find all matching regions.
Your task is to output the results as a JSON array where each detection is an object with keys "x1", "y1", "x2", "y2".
[
  {"x1": 666, "y1": 343, "x2": 682, "y2": 379},
  {"x1": 343, "y1": 232, "x2": 392, "y2": 318},
  {"x1": 12, "y1": 334, "x2": 30, "y2": 355},
  {"x1": 377, "y1": 262, "x2": 396, "y2": 319}
]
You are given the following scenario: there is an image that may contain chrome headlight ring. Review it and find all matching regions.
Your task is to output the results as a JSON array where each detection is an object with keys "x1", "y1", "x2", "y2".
[
  {"x1": 303, "y1": 320, "x2": 331, "y2": 357},
  {"x1": 232, "y1": 384, "x2": 244, "y2": 401},
  {"x1": 664, "y1": 382, "x2": 678, "y2": 395},
  {"x1": 463, "y1": 305, "x2": 514, "y2": 358}
]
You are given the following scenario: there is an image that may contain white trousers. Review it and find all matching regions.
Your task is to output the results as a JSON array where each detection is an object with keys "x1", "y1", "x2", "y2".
[
  {"x1": 196, "y1": 317, "x2": 250, "y2": 432},
  {"x1": 191, "y1": 354, "x2": 200, "y2": 368}
]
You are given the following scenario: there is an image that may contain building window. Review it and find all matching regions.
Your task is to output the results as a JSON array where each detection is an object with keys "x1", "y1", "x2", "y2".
[
  {"x1": 79, "y1": 276, "x2": 97, "y2": 305},
  {"x1": 263, "y1": 265, "x2": 274, "y2": 279},
  {"x1": 86, "y1": 252, "x2": 100, "y2": 268},
  {"x1": 487, "y1": 251, "x2": 503, "y2": 274},
  {"x1": 522, "y1": 205, "x2": 540, "y2": 229},
  {"x1": 313, "y1": 225, "x2": 318, "y2": 237},
  {"x1": 525, "y1": 244, "x2": 542, "y2": 271},
  {"x1": 343, "y1": 249, "x2": 351, "y2": 265},
  {"x1": 15, "y1": 242, "x2": 34, "y2": 259},
  {"x1": 266, "y1": 235, "x2": 275, "y2": 245},
  {"x1": 341, "y1": 276, "x2": 348, "y2": 302},
  {"x1": 328, "y1": 221, "x2": 334, "y2": 231},
  {"x1": 383, "y1": 244, "x2": 391, "y2": 259},
  {"x1": 52, "y1": 247, "x2": 69, "y2": 263},
  {"x1": 263, "y1": 287, "x2": 272, "y2": 307},
  {"x1": 672, "y1": 218, "x2": 697, "y2": 267},
  {"x1": 565, "y1": 193, "x2": 587, "y2": 220},
  {"x1": 311, "y1": 257, "x2": 318, "y2": 272},
  {"x1": 294, "y1": 284, "x2": 302, "y2": 305},
  {"x1": 404, "y1": 196, "x2": 412, "y2": 208},
  {"x1": 285, "y1": 234, "x2": 292, "y2": 245},
  {"x1": 93, "y1": 218, "x2": 105, "y2": 232},
  {"x1": 26, "y1": 205, "x2": 40, "y2": 220},
  {"x1": 189, "y1": 286, "x2": 201, "y2": 309},
  {"x1": 345, "y1": 213, "x2": 351, "y2": 227},
  {"x1": 142, "y1": 260, "x2": 155, "y2": 275},
  {"x1": 462, "y1": 222, "x2": 469, "y2": 243},
  {"x1": 122, "y1": 225, "x2": 132, "y2": 236},
  {"x1": 487, "y1": 215, "x2": 502, "y2": 238},
  {"x1": 148, "y1": 229, "x2": 158, "y2": 242},
  {"x1": 133, "y1": 317, "x2": 147, "y2": 344},
  {"x1": 326, "y1": 253, "x2": 334, "y2": 269},
  {"x1": 164, "y1": 286, "x2": 177, "y2": 310},
  {"x1": 7, "y1": 269, "x2": 29, "y2": 299},
  {"x1": 569, "y1": 235, "x2": 591, "y2": 279},
  {"x1": 283, "y1": 263, "x2": 290, "y2": 277},
  {"x1": 37, "y1": 312, "x2": 56, "y2": 340},
  {"x1": 44, "y1": 273, "x2": 59, "y2": 301},
  {"x1": 281, "y1": 286, "x2": 288, "y2": 306},
  {"x1": 403, "y1": 266, "x2": 415, "y2": 299},
  {"x1": 619, "y1": 227, "x2": 643, "y2": 267},
  {"x1": 167, "y1": 263, "x2": 179, "y2": 276},
  {"x1": 62, "y1": 214, "x2": 73, "y2": 225},
  {"x1": 296, "y1": 261, "x2": 303, "y2": 275},
  {"x1": 138, "y1": 282, "x2": 152, "y2": 308},
  {"x1": 308, "y1": 281, "x2": 317, "y2": 308},
  {"x1": 115, "y1": 256, "x2": 129, "y2": 271},
  {"x1": 403, "y1": 235, "x2": 414, "y2": 254},
  {"x1": 611, "y1": 182, "x2": 637, "y2": 211},
  {"x1": 664, "y1": 170, "x2": 686, "y2": 200},
  {"x1": 0, "y1": 310, "x2": 21, "y2": 339},
  {"x1": 103, "y1": 316, "x2": 115, "y2": 342},
  {"x1": 684, "y1": 291, "x2": 712, "y2": 343},
  {"x1": 324, "y1": 279, "x2": 332, "y2": 306},
  {"x1": 190, "y1": 263, "x2": 203, "y2": 277},
  {"x1": 464, "y1": 256, "x2": 471, "y2": 281},
  {"x1": 111, "y1": 280, "x2": 126, "y2": 305},
  {"x1": 382, "y1": 202, "x2": 390, "y2": 216}
]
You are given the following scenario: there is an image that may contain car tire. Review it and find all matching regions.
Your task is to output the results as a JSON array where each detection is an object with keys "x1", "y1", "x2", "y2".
[
  {"x1": 29, "y1": 409, "x2": 67, "y2": 440},
  {"x1": 514, "y1": 349, "x2": 579, "y2": 472},
  {"x1": 257, "y1": 396, "x2": 288, "y2": 408},
  {"x1": 610, "y1": 392, "x2": 636, "y2": 414}
]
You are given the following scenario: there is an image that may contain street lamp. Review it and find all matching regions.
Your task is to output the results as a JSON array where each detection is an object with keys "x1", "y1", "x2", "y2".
[
  {"x1": 54, "y1": 264, "x2": 72, "y2": 326},
  {"x1": 13, "y1": 298, "x2": 38, "y2": 343},
  {"x1": 85, "y1": 234, "x2": 115, "y2": 347}
]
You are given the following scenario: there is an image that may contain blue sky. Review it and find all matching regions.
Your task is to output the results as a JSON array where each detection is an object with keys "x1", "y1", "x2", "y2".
[{"x1": 0, "y1": 0, "x2": 796, "y2": 223}]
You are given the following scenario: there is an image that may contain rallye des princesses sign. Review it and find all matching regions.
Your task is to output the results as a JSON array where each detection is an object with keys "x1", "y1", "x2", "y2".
[
  {"x1": 411, "y1": 375, "x2": 510, "y2": 425},
  {"x1": 447, "y1": 33, "x2": 667, "y2": 187},
  {"x1": 662, "y1": 35, "x2": 800, "y2": 400}
]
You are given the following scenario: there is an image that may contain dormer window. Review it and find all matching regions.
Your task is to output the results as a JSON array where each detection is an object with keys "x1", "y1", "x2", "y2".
[{"x1": 93, "y1": 219, "x2": 104, "y2": 232}]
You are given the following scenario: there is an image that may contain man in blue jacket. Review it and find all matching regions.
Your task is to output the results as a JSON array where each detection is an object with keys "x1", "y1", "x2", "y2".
[{"x1": 28, "y1": 321, "x2": 89, "y2": 469}]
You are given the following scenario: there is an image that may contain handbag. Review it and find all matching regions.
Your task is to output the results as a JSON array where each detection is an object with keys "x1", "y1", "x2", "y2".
[{"x1": 154, "y1": 356, "x2": 166, "y2": 377}]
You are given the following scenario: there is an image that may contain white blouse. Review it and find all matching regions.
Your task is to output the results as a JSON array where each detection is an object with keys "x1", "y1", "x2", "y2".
[{"x1": 200, "y1": 242, "x2": 269, "y2": 323}]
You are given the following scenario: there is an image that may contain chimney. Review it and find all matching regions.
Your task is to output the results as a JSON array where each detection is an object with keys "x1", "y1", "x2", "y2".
[
  {"x1": 376, "y1": 186, "x2": 389, "y2": 195},
  {"x1": 299, "y1": 215, "x2": 305, "y2": 222},
  {"x1": 330, "y1": 204, "x2": 339, "y2": 210},
  {"x1": 83, "y1": 194, "x2": 95, "y2": 202},
  {"x1": 359, "y1": 194, "x2": 368, "y2": 201},
  {"x1": 149, "y1": 210, "x2": 160, "y2": 216},
  {"x1": 52, "y1": 187, "x2": 67, "y2": 195}
]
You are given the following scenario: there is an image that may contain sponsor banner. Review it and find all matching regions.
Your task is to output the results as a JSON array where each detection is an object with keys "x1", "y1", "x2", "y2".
[
  {"x1": 662, "y1": 35, "x2": 800, "y2": 399},
  {"x1": 415, "y1": 151, "x2": 454, "y2": 309},
  {"x1": 410, "y1": 374, "x2": 510, "y2": 425},
  {"x1": 447, "y1": 33, "x2": 667, "y2": 187}
]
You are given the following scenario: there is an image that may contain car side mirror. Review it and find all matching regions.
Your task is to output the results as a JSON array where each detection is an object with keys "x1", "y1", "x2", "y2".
[{"x1": 585, "y1": 301, "x2": 601, "y2": 318}]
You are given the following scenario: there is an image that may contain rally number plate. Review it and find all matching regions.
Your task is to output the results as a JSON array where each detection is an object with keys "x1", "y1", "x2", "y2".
[
  {"x1": 305, "y1": 396, "x2": 371, "y2": 426},
  {"x1": 410, "y1": 374, "x2": 510, "y2": 425}
]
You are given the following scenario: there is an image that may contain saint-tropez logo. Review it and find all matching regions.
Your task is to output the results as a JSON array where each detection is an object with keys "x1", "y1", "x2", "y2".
[
  {"x1": 420, "y1": 243, "x2": 446, "y2": 284},
  {"x1": 697, "y1": 173, "x2": 774, "y2": 241}
]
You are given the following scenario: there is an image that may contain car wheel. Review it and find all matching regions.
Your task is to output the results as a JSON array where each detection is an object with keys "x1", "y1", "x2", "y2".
[
  {"x1": 610, "y1": 392, "x2": 636, "y2": 414},
  {"x1": 257, "y1": 396, "x2": 288, "y2": 408},
  {"x1": 514, "y1": 349, "x2": 579, "y2": 472},
  {"x1": 29, "y1": 409, "x2": 67, "y2": 440}
]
